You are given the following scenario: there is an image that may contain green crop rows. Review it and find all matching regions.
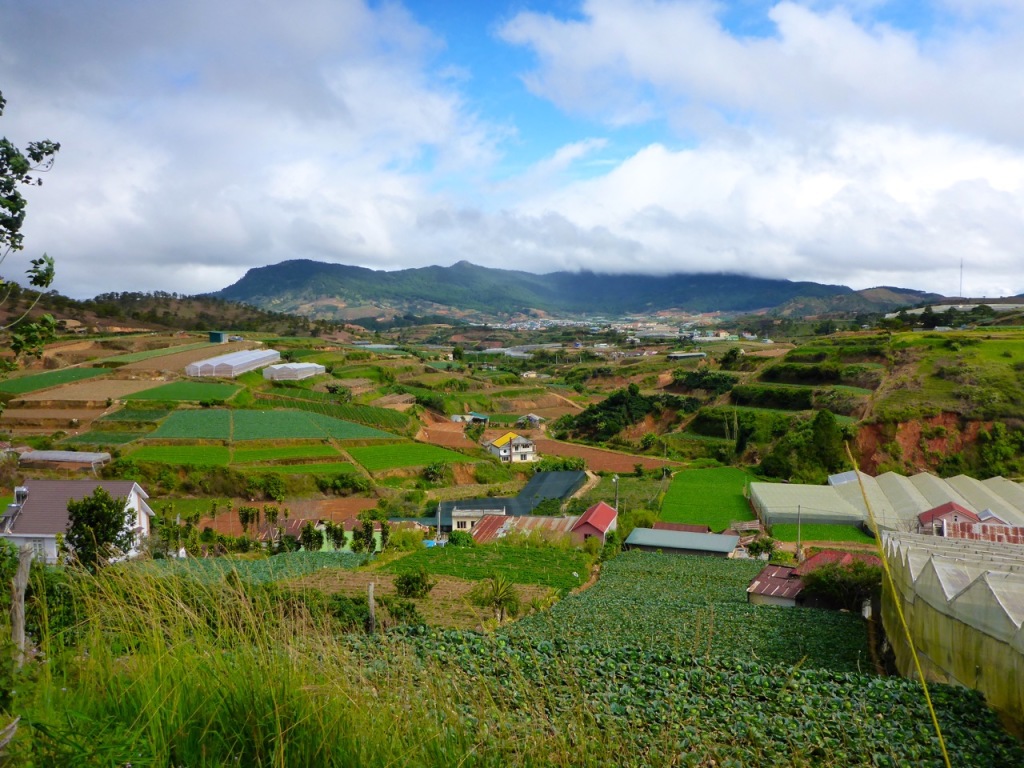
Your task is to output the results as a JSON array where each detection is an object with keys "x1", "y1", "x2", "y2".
[
  {"x1": 148, "y1": 408, "x2": 393, "y2": 441},
  {"x1": 232, "y1": 445, "x2": 341, "y2": 464},
  {"x1": 239, "y1": 462, "x2": 356, "y2": 476},
  {"x1": 255, "y1": 393, "x2": 411, "y2": 432},
  {"x1": 140, "y1": 551, "x2": 368, "y2": 585},
  {"x1": 130, "y1": 445, "x2": 231, "y2": 466},
  {"x1": 771, "y1": 523, "x2": 876, "y2": 544},
  {"x1": 0, "y1": 367, "x2": 107, "y2": 395},
  {"x1": 509, "y1": 552, "x2": 869, "y2": 672},
  {"x1": 62, "y1": 431, "x2": 148, "y2": 446},
  {"x1": 661, "y1": 467, "x2": 755, "y2": 531},
  {"x1": 347, "y1": 442, "x2": 473, "y2": 471},
  {"x1": 384, "y1": 543, "x2": 590, "y2": 591},
  {"x1": 150, "y1": 409, "x2": 231, "y2": 439},
  {"x1": 391, "y1": 630, "x2": 1024, "y2": 768}
]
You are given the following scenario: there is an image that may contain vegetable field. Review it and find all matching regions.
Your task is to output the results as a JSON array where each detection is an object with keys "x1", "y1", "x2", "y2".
[
  {"x1": 348, "y1": 443, "x2": 473, "y2": 471},
  {"x1": 130, "y1": 445, "x2": 231, "y2": 466},
  {"x1": 661, "y1": 467, "x2": 755, "y2": 531},
  {"x1": 140, "y1": 551, "x2": 367, "y2": 584},
  {"x1": 232, "y1": 445, "x2": 341, "y2": 464},
  {"x1": 255, "y1": 393, "x2": 412, "y2": 432},
  {"x1": 62, "y1": 431, "x2": 148, "y2": 446},
  {"x1": 130, "y1": 382, "x2": 241, "y2": 401},
  {"x1": 99, "y1": 408, "x2": 172, "y2": 422},
  {"x1": 509, "y1": 551, "x2": 870, "y2": 672},
  {"x1": 0, "y1": 367, "x2": 107, "y2": 395},
  {"x1": 240, "y1": 462, "x2": 357, "y2": 476},
  {"x1": 148, "y1": 408, "x2": 394, "y2": 441},
  {"x1": 385, "y1": 543, "x2": 590, "y2": 591}
]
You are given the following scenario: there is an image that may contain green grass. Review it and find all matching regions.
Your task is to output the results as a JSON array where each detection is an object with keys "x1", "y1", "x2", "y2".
[
  {"x1": 130, "y1": 381, "x2": 242, "y2": 401},
  {"x1": 385, "y1": 543, "x2": 590, "y2": 591},
  {"x1": 771, "y1": 523, "x2": 876, "y2": 544},
  {"x1": 660, "y1": 467, "x2": 755, "y2": 532},
  {"x1": 150, "y1": 409, "x2": 232, "y2": 439},
  {"x1": 232, "y1": 445, "x2": 341, "y2": 464},
  {"x1": 139, "y1": 550, "x2": 368, "y2": 584},
  {"x1": 347, "y1": 443, "x2": 473, "y2": 471},
  {"x1": 130, "y1": 445, "x2": 231, "y2": 466},
  {"x1": 0, "y1": 367, "x2": 107, "y2": 394}
]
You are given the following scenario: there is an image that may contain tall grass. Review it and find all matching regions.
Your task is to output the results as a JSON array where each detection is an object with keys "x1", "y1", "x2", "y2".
[{"x1": 10, "y1": 565, "x2": 634, "y2": 767}]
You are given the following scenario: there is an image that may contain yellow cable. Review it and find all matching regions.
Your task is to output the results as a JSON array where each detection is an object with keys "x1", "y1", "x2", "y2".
[{"x1": 846, "y1": 443, "x2": 952, "y2": 768}]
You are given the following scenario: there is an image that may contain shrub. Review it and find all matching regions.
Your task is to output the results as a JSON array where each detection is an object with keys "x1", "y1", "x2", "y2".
[
  {"x1": 394, "y1": 566, "x2": 436, "y2": 599},
  {"x1": 447, "y1": 531, "x2": 474, "y2": 547}
]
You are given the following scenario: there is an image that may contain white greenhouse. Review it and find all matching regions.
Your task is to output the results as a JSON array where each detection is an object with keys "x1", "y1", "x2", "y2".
[
  {"x1": 185, "y1": 349, "x2": 281, "y2": 378},
  {"x1": 262, "y1": 363, "x2": 326, "y2": 381}
]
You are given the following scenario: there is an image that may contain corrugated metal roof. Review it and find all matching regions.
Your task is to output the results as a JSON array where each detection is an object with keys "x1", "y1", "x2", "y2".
[
  {"x1": 574, "y1": 501, "x2": 616, "y2": 534},
  {"x1": 652, "y1": 521, "x2": 712, "y2": 534},
  {"x1": 747, "y1": 565, "x2": 803, "y2": 599},
  {"x1": 624, "y1": 528, "x2": 739, "y2": 554}
]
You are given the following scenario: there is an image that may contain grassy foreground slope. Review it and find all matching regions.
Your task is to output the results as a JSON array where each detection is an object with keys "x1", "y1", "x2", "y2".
[{"x1": 12, "y1": 550, "x2": 1023, "y2": 767}]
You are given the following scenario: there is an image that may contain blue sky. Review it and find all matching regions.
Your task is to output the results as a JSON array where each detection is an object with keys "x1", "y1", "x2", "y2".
[{"x1": 2, "y1": 0, "x2": 1023, "y2": 299}]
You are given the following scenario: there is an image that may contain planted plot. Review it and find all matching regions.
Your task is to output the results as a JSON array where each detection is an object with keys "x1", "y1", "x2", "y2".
[
  {"x1": 385, "y1": 543, "x2": 590, "y2": 592},
  {"x1": 0, "y1": 367, "x2": 107, "y2": 395},
  {"x1": 131, "y1": 445, "x2": 230, "y2": 466},
  {"x1": 348, "y1": 443, "x2": 472, "y2": 471},
  {"x1": 103, "y1": 341, "x2": 214, "y2": 363},
  {"x1": 256, "y1": 393, "x2": 411, "y2": 432},
  {"x1": 508, "y1": 551, "x2": 869, "y2": 672},
  {"x1": 231, "y1": 409, "x2": 393, "y2": 441},
  {"x1": 239, "y1": 462, "x2": 356, "y2": 476},
  {"x1": 661, "y1": 467, "x2": 755, "y2": 531},
  {"x1": 131, "y1": 382, "x2": 241, "y2": 402},
  {"x1": 771, "y1": 523, "x2": 875, "y2": 544},
  {"x1": 150, "y1": 409, "x2": 231, "y2": 439},
  {"x1": 232, "y1": 445, "x2": 341, "y2": 464},
  {"x1": 140, "y1": 551, "x2": 367, "y2": 585},
  {"x1": 99, "y1": 408, "x2": 171, "y2": 423}
]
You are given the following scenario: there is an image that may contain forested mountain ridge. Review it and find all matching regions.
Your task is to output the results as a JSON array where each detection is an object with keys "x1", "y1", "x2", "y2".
[{"x1": 211, "y1": 259, "x2": 933, "y2": 320}]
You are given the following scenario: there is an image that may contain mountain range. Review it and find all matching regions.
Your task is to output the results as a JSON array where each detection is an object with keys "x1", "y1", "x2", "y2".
[{"x1": 211, "y1": 259, "x2": 940, "y2": 321}]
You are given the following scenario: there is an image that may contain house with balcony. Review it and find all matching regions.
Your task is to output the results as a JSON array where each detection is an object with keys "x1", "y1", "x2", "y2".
[{"x1": 483, "y1": 431, "x2": 538, "y2": 463}]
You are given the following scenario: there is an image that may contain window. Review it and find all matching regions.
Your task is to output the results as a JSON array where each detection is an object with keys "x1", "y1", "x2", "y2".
[
  {"x1": 30, "y1": 539, "x2": 46, "y2": 560},
  {"x1": 456, "y1": 520, "x2": 467, "y2": 530}
]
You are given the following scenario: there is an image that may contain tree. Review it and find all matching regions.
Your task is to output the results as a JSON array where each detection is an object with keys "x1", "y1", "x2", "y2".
[
  {"x1": 469, "y1": 574, "x2": 521, "y2": 623},
  {"x1": 1, "y1": 90, "x2": 61, "y2": 373},
  {"x1": 810, "y1": 409, "x2": 846, "y2": 474},
  {"x1": 66, "y1": 487, "x2": 134, "y2": 571},
  {"x1": 801, "y1": 560, "x2": 882, "y2": 611},
  {"x1": 299, "y1": 522, "x2": 324, "y2": 552}
]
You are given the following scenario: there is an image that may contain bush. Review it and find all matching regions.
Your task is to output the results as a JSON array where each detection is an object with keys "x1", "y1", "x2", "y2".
[
  {"x1": 447, "y1": 531, "x2": 474, "y2": 547},
  {"x1": 394, "y1": 566, "x2": 436, "y2": 599}
]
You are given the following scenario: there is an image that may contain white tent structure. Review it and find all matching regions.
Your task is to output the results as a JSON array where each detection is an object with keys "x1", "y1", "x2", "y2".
[
  {"x1": 263, "y1": 363, "x2": 326, "y2": 381},
  {"x1": 185, "y1": 349, "x2": 281, "y2": 378}
]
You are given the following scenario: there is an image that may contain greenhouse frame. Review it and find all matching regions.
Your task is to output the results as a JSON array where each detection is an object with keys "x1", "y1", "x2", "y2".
[
  {"x1": 185, "y1": 349, "x2": 281, "y2": 378},
  {"x1": 262, "y1": 363, "x2": 326, "y2": 381},
  {"x1": 883, "y1": 532, "x2": 1024, "y2": 735}
]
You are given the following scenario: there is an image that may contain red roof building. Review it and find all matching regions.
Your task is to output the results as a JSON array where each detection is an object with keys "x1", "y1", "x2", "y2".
[
  {"x1": 653, "y1": 521, "x2": 712, "y2": 534},
  {"x1": 571, "y1": 501, "x2": 618, "y2": 544}
]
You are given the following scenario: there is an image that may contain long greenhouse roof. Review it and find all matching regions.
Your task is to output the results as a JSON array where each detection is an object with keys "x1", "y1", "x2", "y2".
[{"x1": 189, "y1": 349, "x2": 280, "y2": 368}]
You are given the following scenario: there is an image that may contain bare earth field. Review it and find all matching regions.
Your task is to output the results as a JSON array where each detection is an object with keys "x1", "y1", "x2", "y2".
[
  {"x1": 19, "y1": 378, "x2": 159, "y2": 402},
  {"x1": 118, "y1": 341, "x2": 256, "y2": 372},
  {"x1": 0, "y1": 407, "x2": 107, "y2": 429},
  {"x1": 532, "y1": 437, "x2": 678, "y2": 472}
]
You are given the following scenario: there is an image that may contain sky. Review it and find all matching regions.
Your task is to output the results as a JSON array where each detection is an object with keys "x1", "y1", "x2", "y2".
[{"x1": 2, "y1": 0, "x2": 1024, "y2": 300}]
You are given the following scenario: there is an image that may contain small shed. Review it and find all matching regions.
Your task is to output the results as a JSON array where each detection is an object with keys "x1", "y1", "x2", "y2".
[
  {"x1": 571, "y1": 501, "x2": 618, "y2": 545},
  {"x1": 209, "y1": 331, "x2": 227, "y2": 344},
  {"x1": 747, "y1": 564, "x2": 803, "y2": 607},
  {"x1": 623, "y1": 528, "x2": 739, "y2": 557}
]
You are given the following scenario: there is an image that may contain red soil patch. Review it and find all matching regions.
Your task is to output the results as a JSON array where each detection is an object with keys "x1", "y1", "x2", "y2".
[
  {"x1": 532, "y1": 437, "x2": 677, "y2": 472},
  {"x1": 855, "y1": 412, "x2": 984, "y2": 474}
]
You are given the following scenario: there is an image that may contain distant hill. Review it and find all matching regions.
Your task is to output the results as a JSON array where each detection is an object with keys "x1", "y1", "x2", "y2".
[
  {"x1": 773, "y1": 286, "x2": 942, "y2": 317},
  {"x1": 210, "y1": 259, "x2": 915, "y2": 320}
]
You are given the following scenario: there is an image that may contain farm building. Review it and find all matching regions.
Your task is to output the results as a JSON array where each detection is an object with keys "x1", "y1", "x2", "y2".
[
  {"x1": 624, "y1": 528, "x2": 739, "y2": 557},
  {"x1": 17, "y1": 449, "x2": 111, "y2": 471},
  {"x1": 185, "y1": 349, "x2": 281, "y2": 378},
  {"x1": 749, "y1": 470, "x2": 1024, "y2": 534},
  {"x1": 483, "y1": 431, "x2": 538, "y2": 463},
  {"x1": 883, "y1": 532, "x2": 1024, "y2": 735},
  {"x1": 0, "y1": 479, "x2": 153, "y2": 564},
  {"x1": 262, "y1": 362, "x2": 326, "y2": 381},
  {"x1": 746, "y1": 549, "x2": 882, "y2": 608},
  {"x1": 572, "y1": 501, "x2": 618, "y2": 545},
  {"x1": 472, "y1": 514, "x2": 578, "y2": 544}
]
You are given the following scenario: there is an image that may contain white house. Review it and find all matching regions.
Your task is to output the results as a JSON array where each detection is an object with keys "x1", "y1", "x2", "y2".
[
  {"x1": 483, "y1": 431, "x2": 538, "y2": 463},
  {"x1": 0, "y1": 480, "x2": 153, "y2": 563}
]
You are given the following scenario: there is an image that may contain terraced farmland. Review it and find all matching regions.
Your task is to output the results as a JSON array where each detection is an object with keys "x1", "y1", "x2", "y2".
[
  {"x1": 148, "y1": 408, "x2": 394, "y2": 441},
  {"x1": 0, "y1": 367, "x2": 108, "y2": 395},
  {"x1": 232, "y1": 445, "x2": 341, "y2": 464},
  {"x1": 150, "y1": 409, "x2": 232, "y2": 439},
  {"x1": 130, "y1": 445, "x2": 231, "y2": 466},
  {"x1": 347, "y1": 442, "x2": 473, "y2": 471},
  {"x1": 508, "y1": 551, "x2": 869, "y2": 672}
]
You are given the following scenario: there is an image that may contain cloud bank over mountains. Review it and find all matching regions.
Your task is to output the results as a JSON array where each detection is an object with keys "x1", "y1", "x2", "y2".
[{"x1": 2, "y1": 0, "x2": 1022, "y2": 299}]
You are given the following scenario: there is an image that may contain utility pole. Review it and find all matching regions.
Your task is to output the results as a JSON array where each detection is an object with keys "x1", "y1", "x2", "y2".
[
  {"x1": 796, "y1": 504, "x2": 802, "y2": 563},
  {"x1": 613, "y1": 475, "x2": 619, "y2": 511}
]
